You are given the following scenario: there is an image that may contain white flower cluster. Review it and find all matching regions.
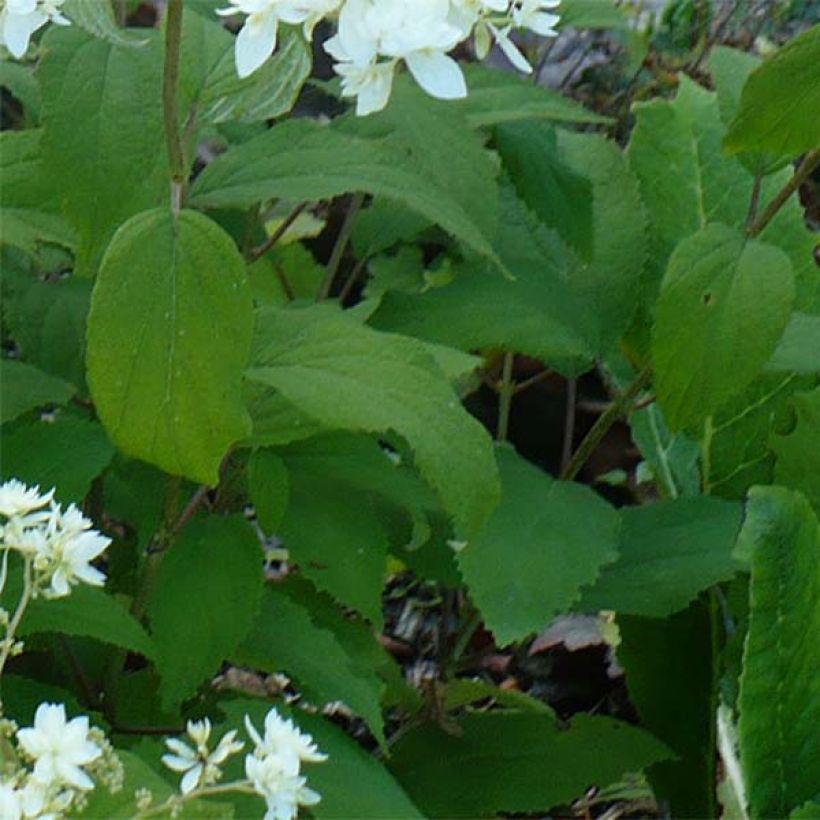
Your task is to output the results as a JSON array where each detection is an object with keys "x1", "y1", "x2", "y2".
[
  {"x1": 219, "y1": 0, "x2": 561, "y2": 114},
  {"x1": 162, "y1": 707, "x2": 326, "y2": 820},
  {"x1": 0, "y1": 479, "x2": 110, "y2": 601},
  {"x1": 0, "y1": 703, "x2": 123, "y2": 819},
  {"x1": 0, "y1": 0, "x2": 69, "y2": 58}
]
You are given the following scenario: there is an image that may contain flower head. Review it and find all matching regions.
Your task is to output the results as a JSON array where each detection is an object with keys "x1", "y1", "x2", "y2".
[
  {"x1": 16, "y1": 703, "x2": 102, "y2": 791},
  {"x1": 245, "y1": 709, "x2": 327, "y2": 775},
  {"x1": 0, "y1": 480, "x2": 53, "y2": 519},
  {"x1": 0, "y1": 0, "x2": 69, "y2": 59},
  {"x1": 245, "y1": 752, "x2": 321, "y2": 820}
]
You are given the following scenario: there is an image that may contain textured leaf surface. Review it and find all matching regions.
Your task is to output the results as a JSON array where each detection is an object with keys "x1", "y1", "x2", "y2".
[
  {"x1": 22, "y1": 585, "x2": 155, "y2": 659},
  {"x1": 772, "y1": 387, "x2": 820, "y2": 514},
  {"x1": 148, "y1": 516, "x2": 264, "y2": 707},
  {"x1": 652, "y1": 224, "x2": 794, "y2": 430},
  {"x1": 236, "y1": 585, "x2": 386, "y2": 744},
  {"x1": 458, "y1": 447, "x2": 619, "y2": 645},
  {"x1": 191, "y1": 106, "x2": 499, "y2": 262},
  {"x1": 220, "y1": 699, "x2": 422, "y2": 818},
  {"x1": 39, "y1": 27, "x2": 167, "y2": 276},
  {"x1": 0, "y1": 359, "x2": 74, "y2": 423},
  {"x1": 247, "y1": 307, "x2": 499, "y2": 538},
  {"x1": 0, "y1": 414, "x2": 114, "y2": 505},
  {"x1": 389, "y1": 712, "x2": 671, "y2": 817},
  {"x1": 61, "y1": 0, "x2": 148, "y2": 46},
  {"x1": 578, "y1": 497, "x2": 743, "y2": 616},
  {"x1": 87, "y1": 209, "x2": 253, "y2": 485},
  {"x1": 737, "y1": 487, "x2": 820, "y2": 817},
  {"x1": 724, "y1": 24, "x2": 820, "y2": 156}
]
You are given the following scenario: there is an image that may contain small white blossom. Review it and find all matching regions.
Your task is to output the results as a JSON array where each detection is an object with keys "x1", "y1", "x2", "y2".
[
  {"x1": 0, "y1": 0, "x2": 69, "y2": 59},
  {"x1": 16, "y1": 703, "x2": 102, "y2": 791},
  {"x1": 245, "y1": 709, "x2": 327, "y2": 776},
  {"x1": 162, "y1": 718, "x2": 244, "y2": 796},
  {"x1": 0, "y1": 781, "x2": 22, "y2": 820},
  {"x1": 245, "y1": 753, "x2": 321, "y2": 820},
  {"x1": 0, "y1": 480, "x2": 53, "y2": 519}
]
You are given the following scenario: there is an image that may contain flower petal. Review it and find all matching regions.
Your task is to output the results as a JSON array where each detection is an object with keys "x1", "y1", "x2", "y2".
[{"x1": 404, "y1": 50, "x2": 467, "y2": 100}]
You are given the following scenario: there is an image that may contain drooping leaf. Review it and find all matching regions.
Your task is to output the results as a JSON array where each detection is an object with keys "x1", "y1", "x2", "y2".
[
  {"x1": 148, "y1": 516, "x2": 264, "y2": 708},
  {"x1": 618, "y1": 602, "x2": 717, "y2": 818},
  {"x1": 389, "y1": 712, "x2": 671, "y2": 817},
  {"x1": 652, "y1": 224, "x2": 794, "y2": 431},
  {"x1": 236, "y1": 585, "x2": 386, "y2": 744},
  {"x1": 771, "y1": 387, "x2": 820, "y2": 514},
  {"x1": 724, "y1": 24, "x2": 820, "y2": 157},
  {"x1": 39, "y1": 27, "x2": 168, "y2": 276},
  {"x1": 0, "y1": 359, "x2": 74, "y2": 424},
  {"x1": 0, "y1": 414, "x2": 114, "y2": 505},
  {"x1": 458, "y1": 446, "x2": 619, "y2": 646},
  {"x1": 22, "y1": 585, "x2": 155, "y2": 660},
  {"x1": 737, "y1": 486, "x2": 820, "y2": 817},
  {"x1": 191, "y1": 101, "x2": 500, "y2": 263},
  {"x1": 61, "y1": 0, "x2": 148, "y2": 47},
  {"x1": 86, "y1": 208, "x2": 253, "y2": 485},
  {"x1": 246, "y1": 306, "x2": 499, "y2": 538},
  {"x1": 578, "y1": 497, "x2": 743, "y2": 616}
]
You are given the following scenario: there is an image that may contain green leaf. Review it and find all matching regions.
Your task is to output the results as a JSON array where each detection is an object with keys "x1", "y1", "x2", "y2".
[
  {"x1": 618, "y1": 602, "x2": 717, "y2": 818},
  {"x1": 455, "y1": 63, "x2": 611, "y2": 128},
  {"x1": 219, "y1": 698, "x2": 423, "y2": 818},
  {"x1": 737, "y1": 486, "x2": 820, "y2": 817},
  {"x1": 247, "y1": 306, "x2": 499, "y2": 538},
  {"x1": 62, "y1": 0, "x2": 148, "y2": 47},
  {"x1": 191, "y1": 106, "x2": 500, "y2": 264},
  {"x1": 236, "y1": 585, "x2": 386, "y2": 744},
  {"x1": 560, "y1": 0, "x2": 629, "y2": 28},
  {"x1": 39, "y1": 27, "x2": 168, "y2": 276},
  {"x1": 389, "y1": 712, "x2": 671, "y2": 817},
  {"x1": 2, "y1": 273, "x2": 90, "y2": 389},
  {"x1": 767, "y1": 313, "x2": 820, "y2": 373},
  {"x1": 772, "y1": 387, "x2": 820, "y2": 515},
  {"x1": 652, "y1": 224, "x2": 794, "y2": 431},
  {"x1": 458, "y1": 446, "x2": 619, "y2": 646},
  {"x1": 578, "y1": 497, "x2": 742, "y2": 616},
  {"x1": 86, "y1": 209, "x2": 253, "y2": 485},
  {"x1": 21, "y1": 585, "x2": 155, "y2": 659},
  {"x1": 0, "y1": 414, "x2": 114, "y2": 505},
  {"x1": 0, "y1": 359, "x2": 74, "y2": 424},
  {"x1": 724, "y1": 24, "x2": 820, "y2": 157},
  {"x1": 247, "y1": 449, "x2": 290, "y2": 533},
  {"x1": 0, "y1": 61, "x2": 41, "y2": 123},
  {"x1": 148, "y1": 516, "x2": 264, "y2": 708}
]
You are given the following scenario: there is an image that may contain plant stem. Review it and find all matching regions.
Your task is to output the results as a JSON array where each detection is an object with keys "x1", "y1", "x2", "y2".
[
  {"x1": 560, "y1": 367, "x2": 652, "y2": 482},
  {"x1": 746, "y1": 148, "x2": 820, "y2": 237},
  {"x1": 560, "y1": 378, "x2": 577, "y2": 474},
  {"x1": 133, "y1": 780, "x2": 258, "y2": 818},
  {"x1": 745, "y1": 173, "x2": 762, "y2": 228},
  {"x1": 162, "y1": 0, "x2": 186, "y2": 214},
  {"x1": 496, "y1": 352, "x2": 515, "y2": 442},
  {"x1": 247, "y1": 202, "x2": 309, "y2": 262},
  {"x1": 0, "y1": 557, "x2": 33, "y2": 681},
  {"x1": 319, "y1": 193, "x2": 365, "y2": 300}
]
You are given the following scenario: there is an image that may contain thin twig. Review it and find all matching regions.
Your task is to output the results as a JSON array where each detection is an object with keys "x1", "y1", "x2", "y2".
[
  {"x1": 496, "y1": 352, "x2": 515, "y2": 442},
  {"x1": 319, "y1": 192, "x2": 365, "y2": 300},
  {"x1": 560, "y1": 367, "x2": 652, "y2": 482},
  {"x1": 172, "y1": 484, "x2": 211, "y2": 535},
  {"x1": 745, "y1": 173, "x2": 763, "y2": 228},
  {"x1": 247, "y1": 202, "x2": 309, "y2": 262},
  {"x1": 513, "y1": 368, "x2": 552, "y2": 395},
  {"x1": 337, "y1": 257, "x2": 368, "y2": 303},
  {"x1": 560, "y1": 378, "x2": 577, "y2": 474},
  {"x1": 747, "y1": 149, "x2": 820, "y2": 237},
  {"x1": 162, "y1": 0, "x2": 186, "y2": 212}
]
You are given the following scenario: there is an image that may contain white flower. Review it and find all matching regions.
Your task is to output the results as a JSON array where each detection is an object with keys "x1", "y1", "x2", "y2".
[
  {"x1": 0, "y1": 480, "x2": 53, "y2": 518},
  {"x1": 245, "y1": 752, "x2": 321, "y2": 820},
  {"x1": 162, "y1": 719, "x2": 244, "y2": 796},
  {"x1": 511, "y1": 0, "x2": 560, "y2": 36},
  {"x1": 217, "y1": 0, "x2": 281, "y2": 78},
  {"x1": 245, "y1": 709, "x2": 327, "y2": 776},
  {"x1": 16, "y1": 703, "x2": 101, "y2": 791},
  {"x1": 0, "y1": 781, "x2": 22, "y2": 820},
  {"x1": 0, "y1": 0, "x2": 69, "y2": 59}
]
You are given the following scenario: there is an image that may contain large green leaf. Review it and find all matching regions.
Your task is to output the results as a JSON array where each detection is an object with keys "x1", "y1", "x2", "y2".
[
  {"x1": 772, "y1": 387, "x2": 820, "y2": 515},
  {"x1": 191, "y1": 96, "x2": 500, "y2": 263},
  {"x1": 652, "y1": 224, "x2": 794, "y2": 431},
  {"x1": 458, "y1": 446, "x2": 619, "y2": 645},
  {"x1": 389, "y1": 712, "x2": 671, "y2": 817},
  {"x1": 39, "y1": 27, "x2": 168, "y2": 276},
  {"x1": 724, "y1": 24, "x2": 820, "y2": 157},
  {"x1": 767, "y1": 313, "x2": 820, "y2": 373},
  {"x1": 578, "y1": 497, "x2": 743, "y2": 616},
  {"x1": 618, "y1": 603, "x2": 717, "y2": 818},
  {"x1": 219, "y1": 698, "x2": 423, "y2": 818},
  {"x1": 21, "y1": 585, "x2": 155, "y2": 660},
  {"x1": 236, "y1": 584, "x2": 386, "y2": 744},
  {"x1": 246, "y1": 306, "x2": 499, "y2": 538},
  {"x1": 737, "y1": 487, "x2": 820, "y2": 817},
  {"x1": 148, "y1": 516, "x2": 264, "y2": 708},
  {"x1": 0, "y1": 359, "x2": 74, "y2": 424},
  {"x1": 0, "y1": 414, "x2": 114, "y2": 505},
  {"x1": 86, "y1": 209, "x2": 253, "y2": 485}
]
